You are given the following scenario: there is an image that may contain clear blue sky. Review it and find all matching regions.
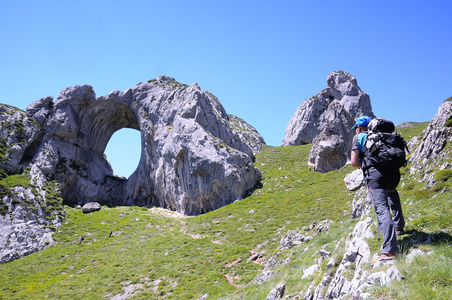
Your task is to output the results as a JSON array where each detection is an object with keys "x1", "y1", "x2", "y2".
[{"x1": 1, "y1": 1, "x2": 451, "y2": 177}]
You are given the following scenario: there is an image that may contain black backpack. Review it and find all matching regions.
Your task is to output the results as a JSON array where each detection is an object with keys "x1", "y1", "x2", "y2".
[{"x1": 363, "y1": 118, "x2": 409, "y2": 172}]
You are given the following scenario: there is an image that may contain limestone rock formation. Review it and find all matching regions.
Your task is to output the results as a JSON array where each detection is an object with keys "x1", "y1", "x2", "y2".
[
  {"x1": 282, "y1": 71, "x2": 375, "y2": 172},
  {"x1": 22, "y1": 76, "x2": 262, "y2": 215},
  {"x1": 228, "y1": 114, "x2": 266, "y2": 154},
  {"x1": 263, "y1": 217, "x2": 404, "y2": 300},
  {"x1": 0, "y1": 104, "x2": 43, "y2": 174},
  {"x1": 307, "y1": 217, "x2": 376, "y2": 299},
  {"x1": 0, "y1": 104, "x2": 64, "y2": 263},
  {"x1": 1, "y1": 76, "x2": 264, "y2": 262},
  {"x1": 0, "y1": 183, "x2": 63, "y2": 263},
  {"x1": 409, "y1": 97, "x2": 452, "y2": 185}
]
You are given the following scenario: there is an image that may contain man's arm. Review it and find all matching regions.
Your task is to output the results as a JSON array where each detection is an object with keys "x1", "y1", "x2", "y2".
[{"x1": 351, "y1": 149, "x2": 362, "y2": 168}]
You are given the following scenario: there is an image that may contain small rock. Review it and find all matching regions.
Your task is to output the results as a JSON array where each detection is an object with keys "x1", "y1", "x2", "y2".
[
  {"x1": 344, "y1": 169, "x2": 364, "y2": 191},
  {"x1": 405, "y1": 249, "x2": 432, "y2": 264},
  {"x1": 366, "y1": 271, "x2": 388, "y2": 286},
  {"x1": 266, "y1": 281, "x2": 286, "y2": 300},
  {"x1": 301, "y1": 264, "x2": 319, "y2": 279},
  {"x1": 256, "y1": 270, "x2": 274, "y2": 284},
  {"x1": 386, "y1": 266, "x2": 402, "y2": 281},
  {"x1": 319, "y1": 249, "x2": 331, "y2": 257},
  {"x1": 82, "y1": 202, "x2": 101, "y2": 213}
]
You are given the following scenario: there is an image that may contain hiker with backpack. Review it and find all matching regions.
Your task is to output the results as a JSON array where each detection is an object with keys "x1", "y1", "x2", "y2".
[{"x1": 350, "y1": 116, "x2": 407, "y2": 265}]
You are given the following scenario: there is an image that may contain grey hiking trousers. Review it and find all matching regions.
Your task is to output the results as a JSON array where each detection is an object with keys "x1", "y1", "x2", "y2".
[{"x1": 365, "y1": 167, "x2": 405, "y2": 255}]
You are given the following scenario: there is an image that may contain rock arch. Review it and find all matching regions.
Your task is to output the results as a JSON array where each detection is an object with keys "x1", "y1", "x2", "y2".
[
  {"x1": 80, "y1": 100, "x2": 140, "y2": 155},
  {"x1": 26, "y1": 76, "x2": 262, "y2": 215}
]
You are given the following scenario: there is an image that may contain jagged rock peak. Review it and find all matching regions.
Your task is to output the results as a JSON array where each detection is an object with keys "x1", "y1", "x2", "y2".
[
  {"x1": 282, "y1": 71, "x2": 375, "y2": 172},
  {"x1": 327, "y1": 70, "x2": 358, "y2": 96}
]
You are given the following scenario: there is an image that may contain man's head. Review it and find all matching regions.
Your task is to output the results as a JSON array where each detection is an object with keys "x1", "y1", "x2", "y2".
[{"x1": 352, "y1": 116, "x2": 371, "y2": 133}]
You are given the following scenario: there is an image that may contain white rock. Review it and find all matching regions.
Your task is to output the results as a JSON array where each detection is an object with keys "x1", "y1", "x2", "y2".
[
  {"x1": 344, "y1": 169, "x2": 364, "y2": 191},
  {"x1": 82, "y1": 202, "x2": 101, "y2": 213},
  {"x1": 282, "y1": 71, "x2": 375, "y2": 172},
  {"x1": 302, "y1": 264, "x2": 319, "y2": 279},
  {"x1": 405, "y1": 248, "x2": 432, "y2": 264}
]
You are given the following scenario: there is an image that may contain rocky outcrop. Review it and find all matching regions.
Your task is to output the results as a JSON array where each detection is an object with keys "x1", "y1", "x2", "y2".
[
  {"x1": 255, "y1": 220, "x2": 333, "y2": 286},
  {"x1": 1, "y1": 76, "x2": 264, "y2": 262},
  {"x1": 0, "y1": 104, "x2": 64, "y2": 263},
  {"x1": 3, "y1": 76, "x2": 263, "y2": 216},
  {"x1": 282, "y1": 71, "x2": 375, "y2": 172},
  {"x1": 344, "y1": 169, "x2": 374, "y2": 219},
  {"x1": 409, "y1": 97, "x2": 452, "y2": 185},
  {"x1": 303, "y1": 217, "x2": 376, "y2": 300},
  {"x1": 0, "y1": 104, "x2": 43, "y2": 175},
  {"x1": 261, "y1": 215, "x2": 407, "y2": 299},
  {"x1": 228, "y1": 114, "x2": 266, "y2": 154},
  {"x1": 0, "y1": 181, "x2": 64, "y2": 263}
]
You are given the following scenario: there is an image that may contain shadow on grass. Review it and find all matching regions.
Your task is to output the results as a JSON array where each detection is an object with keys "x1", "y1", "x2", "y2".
[
  {"x1": 398, "y1": 229, "x2": 452, "y2": 256},
  {"x1": 243, "y1": 181, "x2": 263, "y2": 198}
]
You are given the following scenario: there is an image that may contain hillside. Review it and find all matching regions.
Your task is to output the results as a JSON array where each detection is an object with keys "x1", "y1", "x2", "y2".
[{"x1": 1, "y1": 121, "x2": 451, "y2": 299}]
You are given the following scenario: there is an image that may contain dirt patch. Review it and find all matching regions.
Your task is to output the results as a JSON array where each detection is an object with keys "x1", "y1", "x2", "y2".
[
  {"x1": 248, "y1": 250, "x2": 266, "y2": 266},
  {"x1": 149, "y1": 207, "x2": 186, "y2": 219},
  {"x1": 224, "y1": 258, "x2": 242, "y2": 268},
  {"x1": 225, "y1": 274, "x2": 241, "y2": 289}
]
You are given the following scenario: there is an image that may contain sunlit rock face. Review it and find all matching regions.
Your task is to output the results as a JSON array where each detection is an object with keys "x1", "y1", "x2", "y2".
[
  {"x1": 282, "y1": 71, "x2": 375, "y2": 172},
  {"x1": 0, "y1": 76, "x2": 263, "y2": 262},
  {"x1": 408, "y1": 98, "x2": 452, "y2": 185},
  {"x1": 22, "y1": 76, "x2": 263, "y2": 215}
]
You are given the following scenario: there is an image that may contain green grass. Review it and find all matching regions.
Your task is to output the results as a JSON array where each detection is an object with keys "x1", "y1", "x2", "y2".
[
  {"x1": 0, "y1": 173, "x2": 32, "y2": 190},
  {"x1": 0, "y1": 139, "x2": 451, "y2": 299},
  {"x1": 434, "y1": 169, "x2": 452, "y2": 182},
  {"x1": 396, "y1": 121, "x2": 429, "y2": 143},
  {"x1": 0, "y1": 174, "x2": 33, "y2": 204},
  {"x1": 0, "y1": 174, "x2": 63, "y2": 221}
]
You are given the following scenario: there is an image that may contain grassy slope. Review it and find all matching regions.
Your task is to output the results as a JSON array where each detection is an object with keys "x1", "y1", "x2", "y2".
[
  {"x1": 370, "y1": 122, "x2": 452, "y2": 299},
  {"x1": 0, "y1": 122, "x2": 451, "y2": 299}
]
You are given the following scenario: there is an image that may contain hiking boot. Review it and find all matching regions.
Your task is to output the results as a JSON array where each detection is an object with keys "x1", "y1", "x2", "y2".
[
  {"x1": 395, "y1": 227, "x2": 405, "y2": 235},
  {"x1": 370, "y1": 253, "x2": 396, "y2": 265}
]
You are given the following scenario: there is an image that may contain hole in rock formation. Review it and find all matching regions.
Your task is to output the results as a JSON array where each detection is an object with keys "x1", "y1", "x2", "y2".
[
  {"x1": 104, "y1": 128, "x2": 141, "y2": 178},
  {"x1": 28, "y1": 81, "x2": 261, "y2": 214}
]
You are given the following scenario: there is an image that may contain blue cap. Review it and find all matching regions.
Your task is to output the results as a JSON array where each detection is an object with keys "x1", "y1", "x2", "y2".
[{"x1": 352, "y1": 116, "x2": 371, "y2": 129}]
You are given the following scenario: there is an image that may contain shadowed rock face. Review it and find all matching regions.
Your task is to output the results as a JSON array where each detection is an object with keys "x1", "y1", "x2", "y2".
[{"x1": 24, "y1": 76, "x2": 262, "y2": 215}]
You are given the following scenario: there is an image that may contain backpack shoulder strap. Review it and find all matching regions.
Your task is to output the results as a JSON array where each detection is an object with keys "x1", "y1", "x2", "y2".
[{"x1": 357, "y1": 132, "x2": 367, "y2": 154}]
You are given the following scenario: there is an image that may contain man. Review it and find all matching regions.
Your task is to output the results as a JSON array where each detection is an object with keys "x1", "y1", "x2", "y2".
[{"x1": 350, "y1": 116, "x2": 405, "y2": 265}]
